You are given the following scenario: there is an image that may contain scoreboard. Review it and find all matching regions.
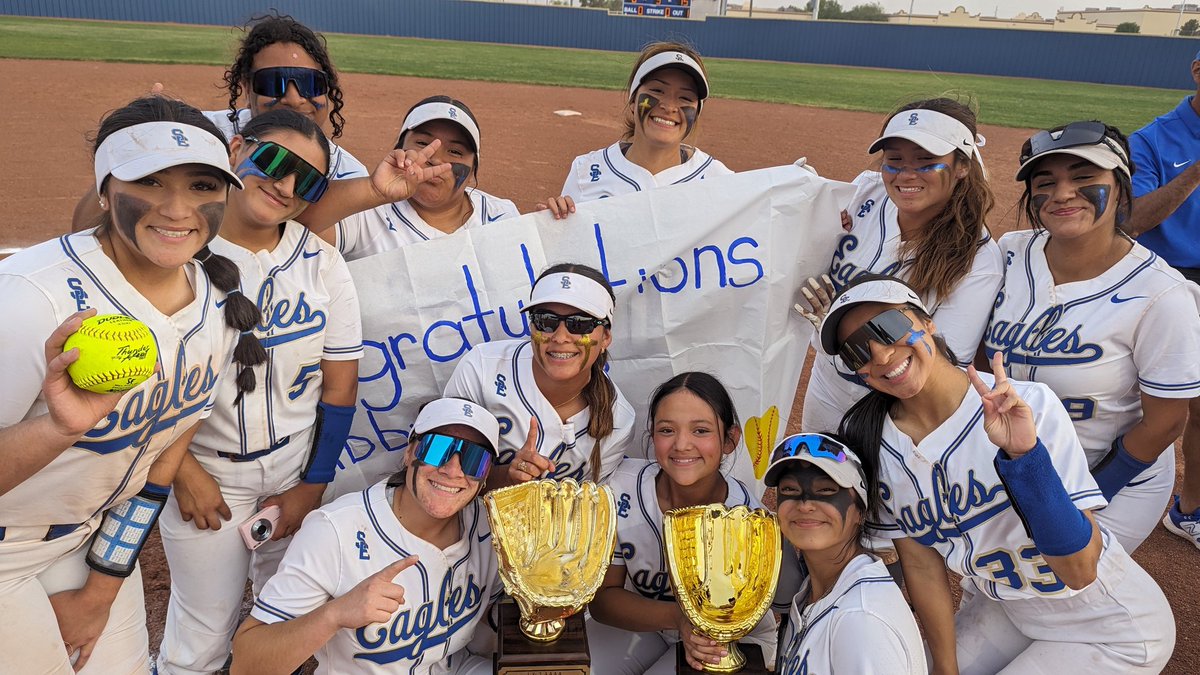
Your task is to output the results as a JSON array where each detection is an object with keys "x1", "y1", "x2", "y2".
[{"x1": 622, "y1": 0, "x2": 690, "y2": 18}]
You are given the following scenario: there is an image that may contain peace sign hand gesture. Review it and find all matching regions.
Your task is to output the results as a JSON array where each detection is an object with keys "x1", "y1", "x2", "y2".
[
  {"x1": 369, "y1": 139, "x2": 453, "y2": 204},
  {"x1": 967, "y1": 352, "x2": 1038, "y2": 459}
]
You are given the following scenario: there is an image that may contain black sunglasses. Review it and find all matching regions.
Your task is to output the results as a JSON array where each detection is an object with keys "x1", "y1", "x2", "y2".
[
  {"x1": 528, "y1": 309, "x2": 610, "y2": 336},
  {"x1": 838, "y1": 308, "x2": 915, "y2": 372},
  {"x1": 250, "y1": 67, "x2": 330, "y2": 100},
  {"x1": 1020, "y1": 121, "x2": 1128, "y2": 167},
  {"x1": 241, "y1": 137, "x2": 330, "y2": 203}
]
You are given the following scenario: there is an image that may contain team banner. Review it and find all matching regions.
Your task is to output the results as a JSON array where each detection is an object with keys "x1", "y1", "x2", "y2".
[{"x1": 338, "y1": 161, "x2": 853, "y2": 494}]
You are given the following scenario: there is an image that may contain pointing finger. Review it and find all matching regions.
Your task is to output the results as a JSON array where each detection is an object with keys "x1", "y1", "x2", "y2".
[{"x1": 378, "y1": 555, "x2": 420, "y2": 580}]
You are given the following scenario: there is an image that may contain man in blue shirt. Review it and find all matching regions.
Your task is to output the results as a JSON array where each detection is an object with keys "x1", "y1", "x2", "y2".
[{"x1": 1129, "y1": 50, "x2": 1200, "y2": 552}]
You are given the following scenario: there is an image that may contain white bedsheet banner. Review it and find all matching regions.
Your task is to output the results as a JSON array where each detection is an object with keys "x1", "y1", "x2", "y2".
[{"x1": 336, "y1": 161, "x2": 853, "y2": 495}]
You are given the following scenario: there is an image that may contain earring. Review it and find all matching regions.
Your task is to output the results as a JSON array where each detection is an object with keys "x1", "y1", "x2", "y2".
[{"x1": 97, "y1": 196, "x2": 106, "y2": 208}]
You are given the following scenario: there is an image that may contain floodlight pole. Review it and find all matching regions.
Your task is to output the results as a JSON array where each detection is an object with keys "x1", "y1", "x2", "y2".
[
  {"x1": 813, "y1": 0, "x2": 820, "y2": 20},
  {"x1": 909, "y1": 0, "x2": 914, "y2": 24},
  {"x1": 1178, "y1": 3, "x2": 1186, "y2": 36}
]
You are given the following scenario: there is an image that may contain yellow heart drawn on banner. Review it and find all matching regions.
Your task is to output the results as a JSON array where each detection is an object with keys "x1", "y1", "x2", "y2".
[{"x1": 744, "y1": 405, "x2": 780, "y2": 480}]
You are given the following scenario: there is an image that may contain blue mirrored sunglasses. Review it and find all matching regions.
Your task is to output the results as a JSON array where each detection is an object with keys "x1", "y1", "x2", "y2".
[
  {"x1": 770, "y1": 433, "x2": 849, "y2": 465},
  {"x1": 415, "y1": 433, "x2": 495, "y2": 481}
]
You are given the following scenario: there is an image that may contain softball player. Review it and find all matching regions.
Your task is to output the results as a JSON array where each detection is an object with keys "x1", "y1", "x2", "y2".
[
  {"x1": 229, "y1": 397, "x2": 505, "y2": 675},
  {"x1": 824, "y1": 274, "x2": 1174, "y2": 674},
  {"x1": 443, "y1": 264, "x2": 635, "y2": 487},
  {"x1": 0, "y1": 96, "x2": 262, "y2": 673},
  {"x1": 311, "y1": 96, "x2": 518, "y2": 260},
  {"x1": 765, "y1": 433, "x2": 925, "y2": 675},
  {"x1": 984, "y1": 121, "x2": 1200, "y2": 554},
  {"x1": 798, "y1": 98, "x2": 1004, "y2": 435},
  {"x1": 156, "y1": 110, "x2": 364, "y2": 674},
  {"x1": 588, "y1": 372, "x2": 796, "y2": 673},
  {"x1": 542, "y1": 42, "x2": 730, "y2": 217},
  {"x1": 70, "y1": 16, "x2": 365, "y2": 233}
]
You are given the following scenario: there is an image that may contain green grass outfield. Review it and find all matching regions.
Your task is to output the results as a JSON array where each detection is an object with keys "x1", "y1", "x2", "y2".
[{"x1": 0, "y1": 15, "x2": 1187, "y2": 130}]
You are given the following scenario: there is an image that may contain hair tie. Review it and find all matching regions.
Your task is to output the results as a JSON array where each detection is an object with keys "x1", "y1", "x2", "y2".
[
  {"x1": 196, "y1": 249, "x2": 213, "y2": 263},
  {"x1": 240, "y1": 329, "x2": 254, "y2": 337},
  {"x1": 227, "y1": 288, "x2": 242, "y2": 297}
]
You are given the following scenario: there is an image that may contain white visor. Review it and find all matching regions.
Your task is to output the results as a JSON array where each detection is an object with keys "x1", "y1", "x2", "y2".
[
  {"x1": 413, "y1": 397, "x2": 500, "y2": 452},
  {"x1": 1014, "y1": 143, "x2": 1130, "y2": 182},
  {"x1": 819, "y1": 277, "x2": 930, "y2": 356},
  {"x1": 521, "y1": 272, "x2": 615, "y2": 320},
  {"x1": 868, "y1": 109, "x2": 984, "y2": 171},
  {"x1": 94, "y1": 122, "x2": 242, "y2": 193},
  {"x1": 628, "y1": 51, "x2": 710, "y2": 103},
  {"x1": 763, "y1": 434, "x2": 869, "y2": 508},
  {"x1": 399, "y1": 100, "x2": 483, "y2": 158}
]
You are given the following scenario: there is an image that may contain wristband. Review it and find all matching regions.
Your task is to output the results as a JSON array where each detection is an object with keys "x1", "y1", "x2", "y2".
[
  {"x1": 993, "y1": 440, "x2": 1092, "y2": 557},
  {"x1": 300, "y1": 401, "x2": 355, "y2": 484},
  {"x1": 1090, "y1": 435, "x2": 1154, "y2": 501},
  {"x1": 86, "y1": 482, "x2": 170, "y2": 578}
]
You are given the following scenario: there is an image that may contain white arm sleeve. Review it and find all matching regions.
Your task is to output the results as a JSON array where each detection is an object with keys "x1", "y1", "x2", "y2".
[
  {"x1": 930, "y1": 241, "x2": 1004, "y2": 366},
  {"x1": 250, "y1": 510, "x2": 342, "y2": 624},
  {"x1": 0, "y1": 276, "x2": 63, "y2": 426},
  {"x1": 321, "y1": 251, "x2": 364, "y2": 360},
  {"x1": 1131, "y1": 282, "x2": 1200, "y2": 399}
]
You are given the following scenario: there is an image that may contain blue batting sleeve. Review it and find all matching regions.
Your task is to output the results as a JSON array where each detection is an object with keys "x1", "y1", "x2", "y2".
[
  {"x1": 86, "y1": 482, "x2": 170, "y2": 578},
  {"x1": 300, "y1": 401, "x2": 355, "y2": 484},
  {"x1": 993, "y1": 440, "x2": 1093, "y2": 557},
  {"x1": 1090, "y1": 435, "x2": 1155, "y2": 501}
]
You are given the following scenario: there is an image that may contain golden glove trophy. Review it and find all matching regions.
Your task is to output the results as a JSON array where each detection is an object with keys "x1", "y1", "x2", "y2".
[
  {"x1": 485, "y1": 478, "x2": 617, "y2": 674},
  {"x1": 664, "y1": 504, "x2": 782, "y2": 674}
]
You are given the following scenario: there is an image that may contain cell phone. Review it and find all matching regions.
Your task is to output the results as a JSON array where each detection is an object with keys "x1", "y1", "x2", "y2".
[{"x1": 239, "y1": 505, "x2": 282, "y2": 550}]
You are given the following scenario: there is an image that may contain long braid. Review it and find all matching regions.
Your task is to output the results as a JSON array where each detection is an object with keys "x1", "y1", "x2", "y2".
[{"x1": 195, "y1": 246, "x2": 266, "y2": 403}]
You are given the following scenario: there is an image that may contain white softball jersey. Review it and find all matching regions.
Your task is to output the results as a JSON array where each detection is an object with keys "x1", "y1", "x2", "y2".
[
  {"x1": 203, "y1": 108, "x2": 368, "y2": 181},
  {"x1": 867, "y1": 375, "x2": 1109, "y2": 602},
  {"x1": 803, "y1": 170, "x2": 1004, "y2": 434},
  {"x1": 777, "y1": 554, "x2": 926, "y2": 675},
  {"x1": 560, "y1": 142, "x2": 731, "y2": 202},
  {"x1": 0, "y1": 232, "x2": 237, "y2": 528},
  {"x1": 442, "y1": 339, "x2": 635, "y2": 483},
  {"x1": 605, "y1": 457, "x2": 795, "y2": 661},
  {"x1": 194, "y1": 221, "x2": 364, "y2": 458},
  {"x1": 984, "y1": 230, "x2": 1200, "y2": 553},
  {"x1": 334, "y1": 189, "x2": 519, "y2": 262},
  {"x1": 250, "y1": 480, "x2": 502, "y2": 674},
  {"x1": 985, "y1": 229, "x2": 1200, "y2": 463}
]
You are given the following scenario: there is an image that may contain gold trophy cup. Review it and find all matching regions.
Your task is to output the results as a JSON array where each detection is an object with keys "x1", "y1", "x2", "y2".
[
  {"x1": 664, "y1": 504, "x2": 782, "y2": 674},
  {"x1": 485, "y1": 479, "x2": 616, "y2": 673}
]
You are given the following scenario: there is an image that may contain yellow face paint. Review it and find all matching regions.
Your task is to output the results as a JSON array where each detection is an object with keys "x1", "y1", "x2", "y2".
[
  {"x1": 531, "y1": 331, "x2": 550, "y2": 344},
  {"x1": 575, "y1": 335, "x2": 595, "y2": 374}
]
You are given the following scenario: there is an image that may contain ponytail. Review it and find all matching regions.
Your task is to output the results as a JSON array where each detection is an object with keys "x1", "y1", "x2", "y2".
[
  {"x1": 195, "y1": 246, "x2": 266, "y2": 403},
  {"x1": 582, "y1": 350, "x2": 617, "y2": 482}
]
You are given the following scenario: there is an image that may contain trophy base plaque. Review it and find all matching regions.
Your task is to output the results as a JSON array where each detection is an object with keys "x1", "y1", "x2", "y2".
[
  {"x1": 495, "y1": 600, "x2": 590, "y2": 675},
  {"x1": 676, "y1": 642, "x2": 769, "y2": 674}
]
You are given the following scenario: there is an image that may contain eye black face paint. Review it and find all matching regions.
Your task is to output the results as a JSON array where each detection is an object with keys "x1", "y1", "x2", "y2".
[
  {"x1": 449, "y1": 162, "x2": 471, "y2": 191},
  {"x1": 111, "y1": 193, "x2": 151, "y2": 252},
  {"x1": 636, "y1": 93, "x2": 659, "y2": 126},
  {"x1": 1031, "y1": 193, "x2": 1049, "y2": 215},
  {"x1": 680, "y1": 106, "x2": 698, "y2": 137},
  {"x1": 776, "y1": 465, "x2": 856, "y2": 521},
  {"x1": 198, "y1": 202, "x2": 226, "y2": 245},
  {"x1": 1078, "y1": 184, "x2": 1110, "y2": 222}
]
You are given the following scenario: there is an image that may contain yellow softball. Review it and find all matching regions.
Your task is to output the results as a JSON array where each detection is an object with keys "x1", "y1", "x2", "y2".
[{"x1": 63, "y1": 315, "x2": 158, "y2": 394}]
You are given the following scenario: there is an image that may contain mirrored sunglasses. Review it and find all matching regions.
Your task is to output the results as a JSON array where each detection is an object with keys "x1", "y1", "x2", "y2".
[
  {"x1": 837, "y1": 308, "x2": 915, "y2": 372},
  {"x1": 771, "y1": 433, "x2": 850, "y2": 465},
  {"x1": 250, "y1": 66, "x2": 329, "y2": 100},
  {"x1": 528, "y1": 309, "x2": 610, "y2": 336},
  {"x1": 243, "y1": 137, "x2": 329, "y2": 203},
  {"x1": 1020, "y1": 121, "x2": 1127, "y2": 166},
  {"x1": 415, "y1": 433, "x2": 495, "y2": 481}
]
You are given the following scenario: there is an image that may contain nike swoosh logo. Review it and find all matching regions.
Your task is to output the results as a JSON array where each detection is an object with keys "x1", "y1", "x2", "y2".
[
  {"x1": 1174, "y1": 161, "x2": 1191, "y2": 168},
  {"x1": 486, "y1": 213, "x2": 503, "y2": 222},
  {"x1": 1111, "y1": 294, "x2": 1146, "y2": 303},
  {"x1": 302, "y1": 250, "x2": 321, "y2": 259},
  {"x1": 334, "y1": 170, "x2": 357, "y2": 179},
  {"x1": 477, "y1": 533, "x2": 491, "y2": 543}
]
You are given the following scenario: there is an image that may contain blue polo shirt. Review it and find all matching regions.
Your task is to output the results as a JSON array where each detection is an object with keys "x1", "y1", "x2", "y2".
[{"x1": 1130, "y1": 96, "x2": 1200, "y2": 269}]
